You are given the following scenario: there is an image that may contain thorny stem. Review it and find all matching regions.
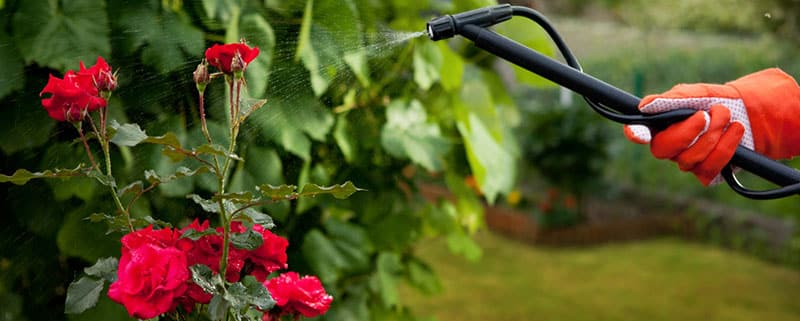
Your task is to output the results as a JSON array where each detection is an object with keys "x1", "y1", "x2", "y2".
[
  {"x1": 89, "y1": 108, "x2": 134, "y2": 232},
  {"x1": 217, "y1": 75, "x2": 243, "y2": 280},
  {"x1": 198, "y1": 90, "x2": 213, "y2": 144},
  {"x1": 76, "y1": 125, "x2": 99, "y2": 171}
]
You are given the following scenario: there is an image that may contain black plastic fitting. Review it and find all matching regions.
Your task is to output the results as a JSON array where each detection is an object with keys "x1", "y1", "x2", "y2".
[{"x1": 426, "y1": 4, "x2": 513, "y2": 40}]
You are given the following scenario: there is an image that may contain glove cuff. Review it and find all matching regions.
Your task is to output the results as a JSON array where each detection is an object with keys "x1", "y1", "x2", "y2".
[{"x1": 727, "y1": 68, "x2": 800, "y2": 159}]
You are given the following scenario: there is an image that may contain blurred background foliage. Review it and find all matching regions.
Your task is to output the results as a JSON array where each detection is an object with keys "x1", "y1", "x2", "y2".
[{"x1": 1, "y1": 0, "x2": 800, "y2": 320}]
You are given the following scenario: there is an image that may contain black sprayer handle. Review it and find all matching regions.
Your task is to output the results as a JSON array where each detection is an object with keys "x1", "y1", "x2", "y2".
[{"x1": 457, "y1": 24, "x2": 800, "y2": 188}]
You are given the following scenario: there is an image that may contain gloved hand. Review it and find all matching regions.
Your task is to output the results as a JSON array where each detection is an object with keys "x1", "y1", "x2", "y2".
[{"x1": 624, "y1": 68, "x2": 800, "y2": 186}]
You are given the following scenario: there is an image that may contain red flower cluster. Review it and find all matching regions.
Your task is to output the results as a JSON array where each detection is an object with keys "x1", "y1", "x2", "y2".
[
  {"x1": 264, "y1": 272, "x2": 333, "y2": 321},
  {"x1": 108, "y1": 220, "x2": 331, "y2": 320},
  {"x1": 40, "y1": 57, "x2": 115, "y2": 122},
  {"x1": 205, "y1": 43, "x2": 260, "y2": 74}
]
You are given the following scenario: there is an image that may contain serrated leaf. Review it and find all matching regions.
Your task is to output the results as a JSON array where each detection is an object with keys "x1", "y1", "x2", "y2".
[
  {"x1": 234, "y1": 208, "x2": 275, "y2": 229},
  {"x1": 224, "y1": 281, "x2": 249, "y2": 310},
  {"x1": 190, "y1": 264, "x2": 223, "y2": 295},
  {"x1": 83, "y1": 257, "x2": 118, "y2": 283},
  {"x1": 212, "y1": 191, "x2": 254, "y2": 203},
  {"x1": 188, "y1": 194, "x2": 226, "y2": 214},
  {"x1": 299, "y1": 181, "x2": 363, "y2": 199},
  {"x1": 146, "y1": 166, "x2": 210, "y2": 184},
  {"x1": 0, "y1": 166, "x2": 87, "y2": 185},
  {"x1": 117, "y1": 181, "x2": 144, "y2": 198},
  {"x1": 143, "y1": 132, "x2": 182, "y2": 149},
  {"x1": 64, "y1": 276, "x2": 104, "y2": 314},
  {"x1": 257, "y1": 184, "x2": 298, "y2": 200},
  {"x1": 13, "y1": 0, "x2": 110, "y2": 71},
  {"x1": 230, "y1": 228, "x2": 263, "y2": 250},
  {"x1": 242, "y1": 275, "x2": 275, "y2": 310},
  {"x1": 195, "y1": 144, "x2": 243, "y2": 161},
  {"x1": 86, "y1": 171, "x2": 116, "y2": 188}
]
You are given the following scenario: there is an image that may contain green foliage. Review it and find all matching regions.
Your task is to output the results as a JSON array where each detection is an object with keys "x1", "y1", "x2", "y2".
[{"x1": 0, "y1": 0, "x2": 555, "y2": 320}]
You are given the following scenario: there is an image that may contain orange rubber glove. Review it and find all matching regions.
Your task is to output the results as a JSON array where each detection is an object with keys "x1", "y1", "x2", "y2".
[{"x1": 624, "y1": 68, "x2": 800, "y2": 186}]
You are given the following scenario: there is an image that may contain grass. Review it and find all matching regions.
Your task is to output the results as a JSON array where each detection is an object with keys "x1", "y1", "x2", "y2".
[{"x1": 401, "y1": 232, "x2": 800, "y2": 321}]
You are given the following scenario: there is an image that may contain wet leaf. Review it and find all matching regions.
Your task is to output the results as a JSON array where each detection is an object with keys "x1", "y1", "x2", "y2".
[
  {"x1": 413, "y1": 40, "x2": 442, "y2": 90},
  {"x1": 108, "y1": 121, "x2": 148, "y2": 147},
  {"x1": 190, "y1": 264, "x2": 223, "y2": 295},
  {"x1": 144, "y1": 166, "x2": 210, "y2": 184},
  {"x1": 257, "y1": 184, "x2": 298, "y2": 200},
  {"x1": 299, "y1": 181, "x2": 363, "y2": 199},
  {"x1": 0, "y1": 166, "x2": 87, "y2": 185},
  {"x1": 13, "y1": 0, "x2": 110, "y2": 70},
  {"x1": 83, "y1": 257, "x2": 118, "y2": 283},
  {"x1": 381, "y1": 99, "x2": 450, "y2": 172},
  {"x1": 233, "y1": 208, "x2": 275, "y2": 229},
  {"x1": 64, "y1": 276, "x2": 104, "y2": 314},
  {"x1": 230, "y1": 228, "x2": 263, "y2": 250},
  {"x1": 181, "y1": 227, "x2": 219, "y2": 241}
]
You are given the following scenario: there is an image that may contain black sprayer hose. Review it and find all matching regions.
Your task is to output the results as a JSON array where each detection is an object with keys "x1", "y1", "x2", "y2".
[{"x1": 427, "y1": 4, "x2": 800, "y2": 199}]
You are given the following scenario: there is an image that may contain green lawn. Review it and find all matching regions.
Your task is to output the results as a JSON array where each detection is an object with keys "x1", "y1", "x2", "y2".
[{"x1": 402, "y1": 232, "x2": 800, "y2": 321}]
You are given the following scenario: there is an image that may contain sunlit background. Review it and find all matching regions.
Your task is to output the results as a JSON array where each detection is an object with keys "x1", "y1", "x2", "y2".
[{"x1": 1, "y1": 0, "x2": 798, "y2": 320}]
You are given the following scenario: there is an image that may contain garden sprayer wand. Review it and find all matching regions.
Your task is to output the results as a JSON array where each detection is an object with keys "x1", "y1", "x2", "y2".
[{"x1": 426, "y1": 4, "x2": 800, "y2": 199}]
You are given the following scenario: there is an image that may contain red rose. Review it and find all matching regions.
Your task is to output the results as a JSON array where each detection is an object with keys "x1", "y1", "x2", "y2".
[
  {"x1": 39, "y1": 56, "x2": 113, "y2": 122},
  {"x1": 205, "y1": 43, "x2": 260, "y2": 74},
  {"x1": 40, "y1": 71, "x2": 106, "y2": 122},
  {"x1": 182, "y1": 220, "x2": 246, "y2": 282},
  {"x1": 245, "y1": 224, "x2": 289, "y2": 282},
  {"x1": 77, "y1": 56, "x2": 116, "y2": 92},
  {"x1": 108, "y1": 226, "x2": 190, "y2": 319},
  {"x1": 265, "y1": 272, "x2": 333, "y2": 319}
]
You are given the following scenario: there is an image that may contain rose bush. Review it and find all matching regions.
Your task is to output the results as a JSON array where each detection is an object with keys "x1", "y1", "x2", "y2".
[{"x1": 3, "y1": 40, "x2": 352, "y2": 320}]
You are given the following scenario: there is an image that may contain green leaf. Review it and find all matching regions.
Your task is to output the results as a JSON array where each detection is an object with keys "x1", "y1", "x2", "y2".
[
  {"x1": 195, "y1": 144, "x2": 242, "y2": 161},
  {"x1": 296, "y1": 0, "x2": 367, "y2": 95},
  {"x1": 457, "y1": 112, "x2": 515, "y2": 203},
  {"x1": 109, "y1": 122, "x2": 148, "y2": 147},
  {"x1": 64, "y1": 276, "x2": 104, "y2": 314},
  {"x1": 111, "y1": 1, "x2": 204, "y2": 73},
  {"x1": 375, "y1": 252, "x2": 402, "y2": 308},
  {"x1": 208, "y1": 294, "x2": 229, "y2": 321},
  {"x1": 0, "y1": 87, "x2": 54, "y2": 153},
  {"x1": 233, "y1": 209, "x2": 275, "y2": 229},
  {"x1": 83, "y1": 257, "x2": 118, "y2": 283},
  {"x1": 13, "y1": 0, "x2": 110, "y2": 71},
  {"x1": 334, "y1": 113, "x2": 356, "y2": 163},
  {"x1": 181, "y1": 227, "x2": 219, "y2": 241},
  {"x1": 190, "y1": 264, "x2": 223, "y2": 295},
  {"x1": 57, "y1": 208, "x2": 119, "y2": 261},
  {"x1": 446, "y1": 230, "x2": 482, "y2": 262},
  {"x1": 145, "y1": 166, "x2": 209, "y2": 184},
  {"x1": 117, "y1": 181, "x2": 143, "y2": 198},
  {"x1": 188, "y1": 194, "x2": 223, "y2": 213},
  {"x1": 406, "y1": 258, "x2": 441, "y2": 295},
  {"x1": 0, "y1": 32, "x2": 24, "y2": 99},
  {"x1": 0, "y1": 166, "x2": 87, "y2": 186},
  {"x1": 381, "y1": 99, "x2": 450, "y2": 172},
  {"x1": 413, "y1": 40, "x2": 442, "y2": 90},
  {"x1": 232, "y1": 276, "x2": 275, "y2": 311},
  {"x1": 302, "y1": 229, "x2": 348, "y2": 284},
  {"x1": 202, "y1": 0, "x2": 240, "y2": 25},
  {"x1": 257, "y1": 184, "x2": 298, "y2": 200},
  {"x1": 299, "y1": 181, "x2": 364, "y2": 199},
  {"x1": 437, "y1": 42, "x2": 464, "y2": 92},
  {"x1": 230, "y1": 228, "x2": 263, "y2": 250}
]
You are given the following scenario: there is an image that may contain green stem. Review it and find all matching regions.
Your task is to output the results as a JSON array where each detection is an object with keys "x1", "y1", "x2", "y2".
[
  {"x1": 217, "y1": 76, "x2": 243, "y2": 281},
  {"x1": 88, "y1": 111, "x2": 134, "y2": 232}
]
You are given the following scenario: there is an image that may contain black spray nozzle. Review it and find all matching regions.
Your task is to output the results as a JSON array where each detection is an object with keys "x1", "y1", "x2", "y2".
[{"x1": 426, "y1": 4, "x2": 513, "y2": 40}]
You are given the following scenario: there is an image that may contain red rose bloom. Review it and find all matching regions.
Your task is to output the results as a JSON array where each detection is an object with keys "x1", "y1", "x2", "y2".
[
  {"x1": 265, "y1": 272, "x2": 333, "y2": 319},
  {"x1": 246, "y1": 224, "x2": 289, "y2": 282},
  {"x1": 205, "y1": 43, "x2": 260, "y2": 74},
  {"x1": 77, "y1": 56, "x2": 116, "y2": 92},
  {"x1": 40, "y1": 71, "x2": 106, "y2": 122},
  {"x1": 108, "y1": 226, "x2": 190, "y2": 319},
  {"x1": 40, "y1": 56, "x2": 113, "y2": 122}
]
